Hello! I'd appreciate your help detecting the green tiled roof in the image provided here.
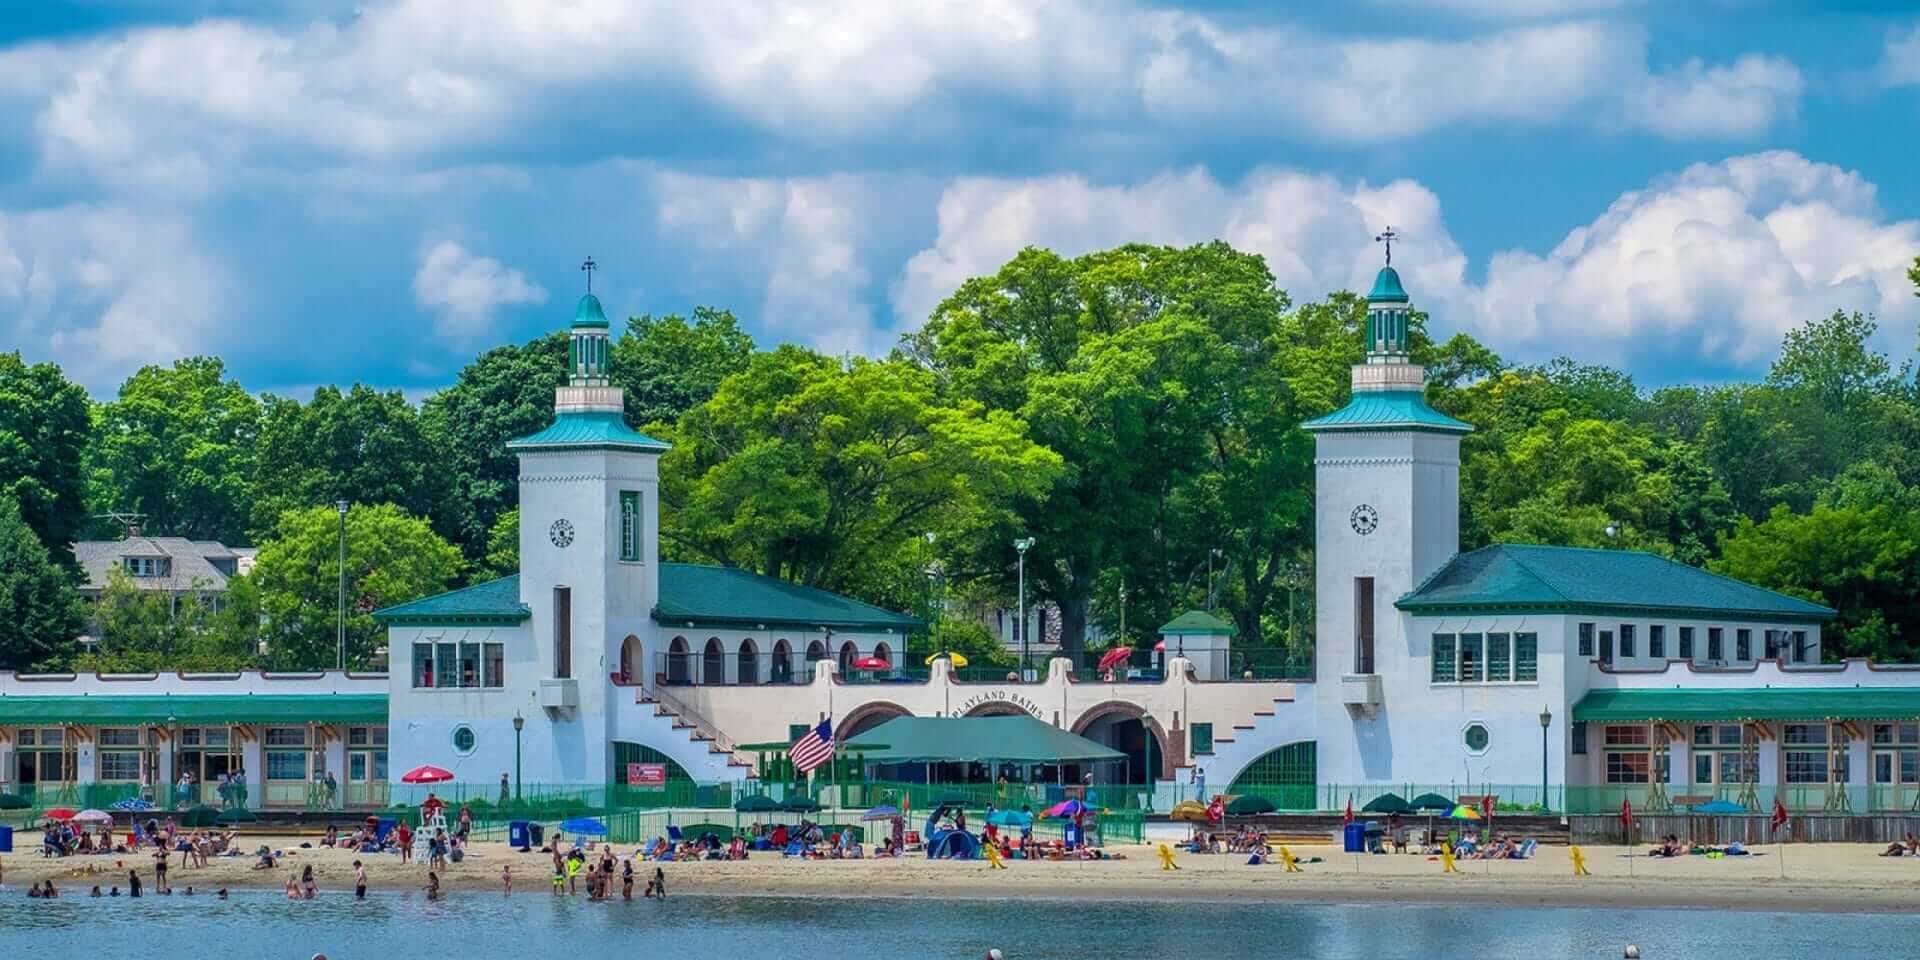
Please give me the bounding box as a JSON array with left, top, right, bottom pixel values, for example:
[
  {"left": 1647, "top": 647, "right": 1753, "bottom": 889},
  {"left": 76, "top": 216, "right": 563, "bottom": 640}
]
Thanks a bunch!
[
  {"left": 1301, "top": 389, "right": 1473, "bottom": 434},
  {"left": 506, "top": 411, "right": 670, "bottom": 453},
  {"left": 654, "top": 563, "right": 921, "bottom": 632},
  {"left": 1574, "top": 687, "right": 1920, "bottom": 723},
  {"left": 1399, "top": 544, "right": 1835, "bottom": 622},
  {"left": 843, "top": 715, "right": 1125, "bottom": 763},
  {"left": 373, "top": 575, "right": 530, "bottom": 625},
  {"left": 0, "top": 693, "right": 387, "bottom": 726},
  {"left": 572, "top": 293, "right": 609, "bottom": 328},
  {"left": 1159, "top": 610, "right": 1236, "bottom": 635},
  {"left": 1368, "top": 266, "right": 1409, "bottom": 303}
]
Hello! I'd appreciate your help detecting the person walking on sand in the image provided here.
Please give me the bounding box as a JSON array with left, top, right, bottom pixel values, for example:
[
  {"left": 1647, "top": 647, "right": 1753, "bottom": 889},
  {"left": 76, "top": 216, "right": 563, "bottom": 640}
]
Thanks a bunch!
[{"left": 500, "top": 773, "right": 510, "bottom": 806}]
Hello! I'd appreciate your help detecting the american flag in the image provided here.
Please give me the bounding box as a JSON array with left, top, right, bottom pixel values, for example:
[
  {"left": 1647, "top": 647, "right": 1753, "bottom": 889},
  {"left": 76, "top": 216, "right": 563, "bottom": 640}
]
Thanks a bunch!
[{"left": 789, "top": 718, "right": 835, "bottom": 774}]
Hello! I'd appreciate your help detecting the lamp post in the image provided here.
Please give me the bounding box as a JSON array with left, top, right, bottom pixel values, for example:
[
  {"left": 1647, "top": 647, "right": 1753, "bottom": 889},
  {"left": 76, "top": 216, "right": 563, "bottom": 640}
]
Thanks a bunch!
[
  {"left": 1013, "top": 537, "right": 1035, "bottom": 678},
  {"left": 512, "top": 713, "right": 525, "bottom": 801},
  {"left": 1539, "top": 705, "right": 1553, "bottom": 814},
  {"left": 335, "top": 500, "right": 350, "bottom": 671}
]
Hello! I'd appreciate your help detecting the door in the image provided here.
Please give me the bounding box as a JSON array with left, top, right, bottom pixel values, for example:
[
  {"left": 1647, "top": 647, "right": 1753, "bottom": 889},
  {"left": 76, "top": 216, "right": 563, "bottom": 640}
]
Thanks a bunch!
[{"left": 1599, "top": 630, "right": 1615, "bottom": 666}]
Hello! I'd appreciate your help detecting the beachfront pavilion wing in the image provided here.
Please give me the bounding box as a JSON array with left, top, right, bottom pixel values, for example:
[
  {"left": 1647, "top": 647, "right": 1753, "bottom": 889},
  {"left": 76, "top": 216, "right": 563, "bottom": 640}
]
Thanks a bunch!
[
  {"left": 841, "top": 715, "right": 1127, "bottom": 794},
  {"left": 0, "top": 694, "right": 389, "bottom": 810},
  {"left": 1571, "top": 687, "right": 1920, "bottom": 815}
]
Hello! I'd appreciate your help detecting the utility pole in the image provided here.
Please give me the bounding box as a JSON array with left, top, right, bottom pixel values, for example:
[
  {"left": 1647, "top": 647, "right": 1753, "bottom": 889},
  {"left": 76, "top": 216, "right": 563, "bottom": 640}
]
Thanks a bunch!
[
  {"left": 1014, "top": 537, "right": 1035, "bottom": 678},
  {"left": 336, "top": 500, "right": 350, "bottom": 671}
]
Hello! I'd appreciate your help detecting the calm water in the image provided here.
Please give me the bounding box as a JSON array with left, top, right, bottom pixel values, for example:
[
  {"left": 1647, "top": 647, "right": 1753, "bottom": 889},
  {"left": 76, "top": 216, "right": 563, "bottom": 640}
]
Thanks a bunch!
[{"left": 0, "top": 890, "right": 1913, "bottom": 959}]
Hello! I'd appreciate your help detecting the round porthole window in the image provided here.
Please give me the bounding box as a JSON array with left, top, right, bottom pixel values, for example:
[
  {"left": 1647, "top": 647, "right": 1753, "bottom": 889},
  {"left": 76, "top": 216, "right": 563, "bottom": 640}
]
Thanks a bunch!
[
  {"left": 452, "top": 724, "right": 476, "bottom": 755},
  {"left": 1463, "top": 722, "right": 1490, "bottom": 754}
]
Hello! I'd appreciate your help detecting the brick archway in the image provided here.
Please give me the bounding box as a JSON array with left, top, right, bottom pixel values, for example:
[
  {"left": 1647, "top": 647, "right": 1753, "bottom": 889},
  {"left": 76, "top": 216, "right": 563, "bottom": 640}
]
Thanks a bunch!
[
  {"left": 962, "top": 702, "right": 1030, "bottom": 718},
  {"left": 1072, "top": 700, "right": 1175, "bottom": 781},
  {"left": 840, "top": 700, "right": 913, "bottom": 739}
]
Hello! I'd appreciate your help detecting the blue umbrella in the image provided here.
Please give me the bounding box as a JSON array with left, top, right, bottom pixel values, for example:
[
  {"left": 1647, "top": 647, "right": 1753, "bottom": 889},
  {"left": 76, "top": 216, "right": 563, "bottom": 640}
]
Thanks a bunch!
[
  {"left": 1692, "top": 799, "right": 1748, "bottom": 815},
  {"left": 986, "top": 809, "right": 1031, "bottom": 828},
  {"left": 110, "top": 798, "right": 154, "bottom": 812},
  {"left": 860, "top": 805, "right": 901, "bottom": 821},
  {"left": 559, "top": 817, "right": 609, "bottom": 836}
]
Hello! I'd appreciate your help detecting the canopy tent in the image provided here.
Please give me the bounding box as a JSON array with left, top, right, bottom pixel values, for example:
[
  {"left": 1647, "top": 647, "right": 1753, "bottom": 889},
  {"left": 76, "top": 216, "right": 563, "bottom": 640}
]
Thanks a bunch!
[
  {"left": 840, "top": 715, "right": 1125, "bottom": 765},
  {"left": 0, "top": 693, "right": 387, "bottom": 726}
]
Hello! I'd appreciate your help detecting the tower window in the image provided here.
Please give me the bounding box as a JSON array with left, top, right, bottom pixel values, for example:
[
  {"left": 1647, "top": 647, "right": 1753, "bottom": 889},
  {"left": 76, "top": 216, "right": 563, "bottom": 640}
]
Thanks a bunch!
[
  {"left": 1679, "top": 626, "right": 1695, "bottom": 659},
  {"left": 1736, "top": 629, "right": 1752, "bottom": 661},
  {"left": 1431, "top": 634, "right": 1456, "bottom": 683},
  {"left": 1619, "top": 624, "right": 1636, "bottom": 658},
  {"left": 554, "top": 586, "right": 572, "bottom": 679},
  {"left": 619, "top": 491, "right": 642, "bottom": 562},
  {"left": 1707, "top": 627, "right": 1724, "bottom": 661},
  {"left": 1649, "top": 625, "right": 1666, "bottom": 659},
  {"left": 1353, "top": 577, "right": 1375, "bottom": 674}
]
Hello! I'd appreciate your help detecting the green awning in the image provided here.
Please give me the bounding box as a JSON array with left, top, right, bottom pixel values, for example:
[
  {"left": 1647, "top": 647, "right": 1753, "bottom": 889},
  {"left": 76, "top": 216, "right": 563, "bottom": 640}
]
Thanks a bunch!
[
  {"left": 1573, "top": 687, "right": 1920, "bottom": 724},
  {"left": 842, "top": 715, "right": 1125, "bottom": 764},
  {"left": 0, "top": 694, "right": 388, "bottom": 727}
]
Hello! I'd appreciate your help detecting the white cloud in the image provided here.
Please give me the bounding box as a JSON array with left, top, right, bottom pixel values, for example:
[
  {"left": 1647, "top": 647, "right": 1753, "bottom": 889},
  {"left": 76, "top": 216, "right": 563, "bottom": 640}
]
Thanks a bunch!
[
  {"left": 1878, "top": 23, "right": 1920, "bottom": 87},
  {"left": 889, "top": 152, "right": 1919, "bottom": 379},
  {"left": 410, "top": 239, "right": 547, "bottom": 340},
  {"left": 1620, "top": 55, "right": 1803, "bottom": 139},
  {"left": 0, "top": 205, "right": 224, "bottom": 392}
]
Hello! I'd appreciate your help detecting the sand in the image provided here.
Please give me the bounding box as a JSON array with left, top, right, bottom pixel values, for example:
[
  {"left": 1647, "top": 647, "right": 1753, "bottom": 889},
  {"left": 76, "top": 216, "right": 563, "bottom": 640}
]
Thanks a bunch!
[{"left": 5, "top": 838, "right": 1919, "bottom": 912}]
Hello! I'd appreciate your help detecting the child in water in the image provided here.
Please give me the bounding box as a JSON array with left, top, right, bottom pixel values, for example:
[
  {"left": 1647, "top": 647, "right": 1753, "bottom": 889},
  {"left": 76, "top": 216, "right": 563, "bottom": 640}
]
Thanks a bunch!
[
  {"left": 501, "top": 864, "right": 512, "bottom": 896},
  {"left": 425, "top": 872, "right": 441, "bottom": 901}
]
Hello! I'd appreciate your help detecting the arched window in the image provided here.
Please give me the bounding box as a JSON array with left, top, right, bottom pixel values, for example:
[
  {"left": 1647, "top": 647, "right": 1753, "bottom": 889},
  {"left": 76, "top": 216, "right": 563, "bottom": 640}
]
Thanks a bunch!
[
  {"left": 772, "top": 640, "right": 793, "bottom": 684},
  {"left": 667, "top": 637, "right": 690, "bottom": 685},
  {"left": 873, "top": 641, "right": 892, "bottom": 672},
  {"left": 618, "top": 635, "right": 641, "bottom": 684},
  {"left": 838, "top": 641, "right": 857, "bottom": 675},
  {"left": 703, "top": 638, "right": 726, "bottom": 685},
  {"left": 737, "top": 638, "right": 760, "bottom": 685},
  {"left": 1227, "top": 741, "right": 1318, "bottom": 811}
]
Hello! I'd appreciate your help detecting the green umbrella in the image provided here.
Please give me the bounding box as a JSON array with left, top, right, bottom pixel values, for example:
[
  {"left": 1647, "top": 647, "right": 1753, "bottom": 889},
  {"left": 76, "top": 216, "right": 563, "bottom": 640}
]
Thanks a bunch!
[
  {"left": 215, "top": 808, "right": 258, "bottom": 824},
  {"left": 933, "top": 792, "right": 973, "bottom": 808},
  {"left": 1409, "top": 793, "right": 1454, "bottom": 811},
  {"left": 734, "top": 794, "right": 781, "bottom": 813},
  {"left": 0, "top": 793, "right": 29, "bottom": 810},
  {"left": 1362, "top": 793, "right": 1413, "bottom": 814},
  {"left": 780, "top": 796, "right": 821, "bottom": 813},
  {"left": 1226, "top": 794, "right": 1276, "bottom": 816}
]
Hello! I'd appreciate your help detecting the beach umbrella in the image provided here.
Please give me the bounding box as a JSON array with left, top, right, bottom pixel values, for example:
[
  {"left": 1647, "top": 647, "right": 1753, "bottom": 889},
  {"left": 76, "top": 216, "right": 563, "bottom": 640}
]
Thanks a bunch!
[
  {"left": 1694, "top": 799, "right": 1748, "bottom": 815},
  {"left": 1043, "top": 798, "right": 1088, "bottom": 819},
  {"left": 400, "top": 764, "right": 455, "bottom": 784},
  {"left": 1225, "top": 794, "right": 1276, "bottom": 816},
  {"left": 1096, "top": 647, "right": 1133, "bottom": 672},
  {"left": 1362, "top": 793, "right": 1413, "bottom": 814},
  {"left": 215, "top": 808, "right": 257, "bottom": 824},
  {"left": 933, "top": 792, "right": 973, "bottom": 808},
  {"left": 986, "top": 809, "right": 1031, "bottom": 828},
  {"left": 109, "top": 798, "right": 153, "bottom": 812},
  {"left": 780, "top": 796, "right": 822, "bottom": 813},
  {"left": 73, "top": 809, "right": 114, "bottom": 823},
  {"left": 851, "top": 656, "right": 890, "bottom": 671},
  {"left": 734, "top": 794, "right": 781, "bottom": 813},
  {"left": 559, "top": 817, "right": 609, "bottom": 836},
  {"left": 0, "top": 793, "right": 29, "bottom": 810},
  {"left": 1153, "top": 640, "right": 1166, "bottom": 652},
  {"left": 1169, "top": 800, "right": 1210, "bottom": 823},
  {"left": 1409, "top": 793, "right": 1454, "bottom": 811},
  {"left": 924, "top": 652, "right": 970, "bottom": 669},
  {"left": 860, "top": 805, "right": 901, "bottom": 821},
  {"left": 43, "top": 807, "right": 77, "bottom": 821},
  {"left": 1448, "top": 804, "right": 1482, "bottom": 820}
]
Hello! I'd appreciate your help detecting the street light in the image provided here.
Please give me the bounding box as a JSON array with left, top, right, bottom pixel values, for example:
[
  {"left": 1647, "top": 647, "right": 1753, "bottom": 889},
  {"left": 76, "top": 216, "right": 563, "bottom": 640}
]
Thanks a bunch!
[
  {"left": 335, "top": 500, "right": 350, "bottom": 671},
  {"left": 512, "top": 713, "right": 525, "bottom": 801},
  {"left": 1013, "top": 537, "right": 1035, "bottom": 678},
  {"left": 1539, "top": 705, "right": 1553, "bottom": 814}
]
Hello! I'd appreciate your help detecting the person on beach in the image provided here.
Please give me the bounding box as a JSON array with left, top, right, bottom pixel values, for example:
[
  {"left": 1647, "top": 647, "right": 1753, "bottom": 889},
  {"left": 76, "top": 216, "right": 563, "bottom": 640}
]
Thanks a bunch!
[
  {"left": 302, "top": 864, "right": 318, "bottom": 899},
  {"left": 425, "top": 872, "right": 441, "bottom": 901},
  {"left": 397, "top": 821, "right": 413, "bottom": 864},
  {"left": 621, "top": 859, "right": 634, "bottom": 900},
  {"left": 354, "top": 860, "right": 368, "bottom": 900},
  {"left": 89, "top": 886, "right": 101, "bottom": 897},
  {"left": 501, "top": 864, "right": 512, "bottom": 896},
  {"left": 128, "top": 869, "right": 142, "bottom": 897},
  {"left": 153, "top": 847, "right": 169, "bottom": 893},
  {"left": 286, "top": 876, "right": 300, "bottom": 901},
  {"left": 500, "top": 773, "right": 510, "bottom": 805},
  {"left": 652, "top": 866, "right": 666, "bottom": 901}
]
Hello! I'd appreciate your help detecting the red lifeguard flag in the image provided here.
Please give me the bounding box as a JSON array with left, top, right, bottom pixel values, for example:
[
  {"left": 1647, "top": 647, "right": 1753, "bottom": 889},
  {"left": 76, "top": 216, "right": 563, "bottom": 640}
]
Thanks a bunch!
[
  {"left": 1343, "top": 795, "right": 1354, "bottom": 827},
  {"left": 1771, "top": 797, "right": 1790, "bottom": 833}
]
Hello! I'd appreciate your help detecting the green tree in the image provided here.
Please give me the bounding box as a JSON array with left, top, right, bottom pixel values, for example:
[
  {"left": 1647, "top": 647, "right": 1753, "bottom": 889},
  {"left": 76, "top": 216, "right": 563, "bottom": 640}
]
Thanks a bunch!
[
  {"left": 87, "top": 357, "right": 259, "bottom": 542},
  {"left": 0, "top": 352, "right": 90, "bottom": 562},
  {"left": 420, "top": 332, "right": 567, "bottom": 559},
  {"left": 251, "top": 503, "right": 463, "bottom": 669},
  {"left": 611, "top": 307, "right": 756, "bottom": 428},
  {"left": 484, "top": 507, "right": 519, "bottom": 577},
  {"left": 908, "top": 619, "right": 1014, "bottom": 669},
  {"left": 0, "top": 492, "right": 84, "bottom": 669},
  {"left": 71, "top": 569, "right": 257, "bottom": 672},
  {"left": 1714, "top": 503, "right": 1920, "bottom": 661},
  {"left": 251, "top": 384, "right": 453, "bottom": 539}
]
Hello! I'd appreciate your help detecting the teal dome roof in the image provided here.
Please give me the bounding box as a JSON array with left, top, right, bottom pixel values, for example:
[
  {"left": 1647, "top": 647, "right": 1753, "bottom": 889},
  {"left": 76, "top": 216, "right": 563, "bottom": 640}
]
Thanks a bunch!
[
  {"left": 572, "top": 293, "right": 609, "bottom": 328},
  {"left": 1368, "top": 266, "right": 1409, "bottom": 304}
]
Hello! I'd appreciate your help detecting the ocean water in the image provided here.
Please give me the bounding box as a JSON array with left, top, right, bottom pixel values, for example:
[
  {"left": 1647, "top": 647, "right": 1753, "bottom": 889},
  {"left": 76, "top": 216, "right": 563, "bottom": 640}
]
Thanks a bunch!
[{"left": 0, "top": 890, "right": 1912, "bottom": 960}]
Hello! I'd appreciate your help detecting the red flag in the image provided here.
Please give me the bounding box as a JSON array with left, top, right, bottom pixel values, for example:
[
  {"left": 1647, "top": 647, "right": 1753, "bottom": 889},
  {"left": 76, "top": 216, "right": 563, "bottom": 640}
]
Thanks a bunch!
[
  {"left": 1207, "top": 796, "right": 1224, "bottom": 823},
  {"left": 1343, "top": 795, "right": 1354, "bottom": 826},
  {"left": 1619, "top": 797, "right": 1633, "bottom": 830},
  {"left": 1771, "top": 797, "right": 1789, "bottom": 833},
  {"left": 1481, "top": 794, "right": 1495, "bottom": 819}
]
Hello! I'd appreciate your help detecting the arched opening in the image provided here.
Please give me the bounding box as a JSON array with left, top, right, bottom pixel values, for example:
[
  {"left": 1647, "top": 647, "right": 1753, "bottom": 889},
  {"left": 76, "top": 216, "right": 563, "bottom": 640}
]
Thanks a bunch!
[
  {"left": 1226, "top": 741, "right": 1318, "bottom": 810},
  {"left": 618, "top": 635, "right": 641, "bottom": 683},
  {"left": 611, "top": 740, "right": 696, "bottom": 802},
  {"left": 840, "top": 701, "right": 912, "bottom": 739},
  {"left": 1072, "top": 703, "right": 1172, "bottom": 785},
  {"left": 962, "top": 702, "right": 1030, "bottom": 718},
  {"left": 771, "top": 639, "right": 794, "bottom": 684},
  {"left": 737, "top": 638, "right": 760, "bottom": 685},
  {"left": 837, "top": 641, "right": 857, "bottom": 675},
  {"left": 667, "top": 637, "right": 690, "bottom": 685},
  {"left": 873, "top": 640, "right": 892, "bottom": 672},
  {"left": 702, "top": 637, "right": 726, "bottom": 685}
]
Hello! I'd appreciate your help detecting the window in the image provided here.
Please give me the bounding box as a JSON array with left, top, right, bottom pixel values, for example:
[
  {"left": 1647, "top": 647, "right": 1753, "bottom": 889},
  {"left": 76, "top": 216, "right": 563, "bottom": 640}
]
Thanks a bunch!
[
  {"left": 1463, "top": 723, "right": 1490, "bottom": 753},
  {"left": 1619, "top": 624, "right": 1636, "bottom": 658},
  {"left": 483, "top": 643, "right": 504, "bottom": 688},
  {"left": 619, "top": 491, "right": 643, "bottom": 562},
  {"left": 1486, "top": 633, "right": 1511, "bottom": 681},
  {"left": 1678, "top": 626, "right": 1695, "bottom": 660},
  {"left": 1764, "top": 629, "right": 1783, "bottom": 660},
  {"left": 1785, "top": 751, "right": 1828, "bottom": 784},
  {"left": 1571, "top": 721, "right": 1587, "bottom": 755},
  {"left": 1192, "top": 722, "right": 1214, "bottom": 755},
  {"left": 1431, "top": 633, "right": 1456, "bottom": 682},
  {"left": 459, "top": 642, "right": 481, "bottom": 688},
  {"left": 349, "top": 726, "right": 389, "bottom": 747},
  {"left": 1604, "top": 725, "right": 1649, "bottom": 746},
  {"left": 1783, "top": 723, "right": 1827, "bottom": 745},
  {"left": 788, "top": 723, "right": 811, "bottom": 743},
  {"left": 98, "top": 751, "right": 143, "bottom": 781},
  {"left": 554, "top": 586, "right": 572, "bottom": 679},
  {"left": 1649, "top": 625, "right": 1666, "bottom": 659},
  {"left": 1458, "top": 634, "right": 1484, "bottom": 682},
  {"left": 1578, "top": 622, "right": 1595, "bottom": 657},
  {"left": 1514, "top": 633, "right": 1538, "bottom": 682},
  {"left": 1707, "top": 628, "right": 1723, "bottom": 661},
  {"left": 451, "top": 725, "right": 476, "bottom": 755},
  {"left": 1719, "top": 752, "right": 1755, "bottom": 784},
  {"left": 1736, "top": 629, "right": 1752, "bottom": 661},
  {"left": 1693, "top": 724, "right": 1713, "bottom": 746},
  {"left": 1717, "top": 724, "right": 1743, "bottom": 745},
  {"left": 1354, "top": 577, "right": 1375, "bottom": 674},
  {"left": 123, "top": 556, "right": 171, "bottom": 577},
  {"left": 1792, "top": 631, "right": 1809, "bottom": 663},
  {"left": 265, "top": 727, "right": 308, "bottom": 747},
  {"left": 1694, "top": 753, "right": 1713, "bottom": 784},
  {"left": 1598, "top": 630, "right": 1614, "bottom": 665},
  {"left": 435, "top": 642, "right": 457, "bottom": 688},
  {"left": 1606, "top": 752, "right": 1650, "bottom": 783},
  {"left": 413, "top": 644, "right": 434, "bottom": 688},
  {"left": 97, "top": 728, "right": 142, "bottom": 747},
  {"left": 266, "top": 751, "right": 308, "bottom": 781}
]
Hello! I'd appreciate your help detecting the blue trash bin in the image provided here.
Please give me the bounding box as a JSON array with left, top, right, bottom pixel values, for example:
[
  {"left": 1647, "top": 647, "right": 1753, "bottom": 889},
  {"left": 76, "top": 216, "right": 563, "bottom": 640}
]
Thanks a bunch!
[
  {"left": 0, "top": 825, "right": 12, "bottom": 853},
  {"left": 1342, "top": 822, "right": 1365, "bottom": 853},
  {"left": 508, "top": 820, "right": 530, "bottom": 849}
]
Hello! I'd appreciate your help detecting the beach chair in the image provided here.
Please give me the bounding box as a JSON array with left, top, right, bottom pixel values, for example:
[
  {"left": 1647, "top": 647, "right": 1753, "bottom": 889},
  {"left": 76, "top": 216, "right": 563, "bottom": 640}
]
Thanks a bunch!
[
  {"left": 904, "top": 830, "right": 923, "bottom": 852},
  {"left": 667, "top": 825, "right": 685, "bottom": 844},
  {"left": 1516, "top": 838, "right": 1537, "bottom": 860}
]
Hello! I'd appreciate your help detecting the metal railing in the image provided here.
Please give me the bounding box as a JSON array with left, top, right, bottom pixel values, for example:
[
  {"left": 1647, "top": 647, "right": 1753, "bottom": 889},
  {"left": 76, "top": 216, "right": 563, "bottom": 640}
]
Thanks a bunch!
[{"left": 655, "top": 652, "right": 822, "bottom": 687}]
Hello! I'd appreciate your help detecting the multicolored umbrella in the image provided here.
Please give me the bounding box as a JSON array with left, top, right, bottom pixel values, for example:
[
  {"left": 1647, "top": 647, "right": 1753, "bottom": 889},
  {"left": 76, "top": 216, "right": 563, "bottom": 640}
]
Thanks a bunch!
[
  {"left": 1043, "top": 799, "right": 1089, "bottom": 818},
  {"left": 72, "top": 809, "right": 114, "bottom": 823},
  {"left": 109, "top": 798, "right": 154, "bottom": 812},
  {"left": 924, "top": 652, "right": 970, "bottom": 669},
  {"left": 1448, "top": 804, "right": 1483, "bottom": 820}
]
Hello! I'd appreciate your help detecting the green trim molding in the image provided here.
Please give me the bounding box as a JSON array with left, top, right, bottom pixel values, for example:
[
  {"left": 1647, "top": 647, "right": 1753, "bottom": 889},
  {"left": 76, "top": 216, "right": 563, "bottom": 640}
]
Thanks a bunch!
[
  {"left": 1574, "top": 687, "right": 1920, "bottom": 724},
  {"left": 0, "top": 693, "right": 388, "bottom": 726},
  {"left": 1301, "top": 389, "right": 1473, "bottom": 434},
  {"left": 373, "top": 575, "right": 530, "bottom": 625}
]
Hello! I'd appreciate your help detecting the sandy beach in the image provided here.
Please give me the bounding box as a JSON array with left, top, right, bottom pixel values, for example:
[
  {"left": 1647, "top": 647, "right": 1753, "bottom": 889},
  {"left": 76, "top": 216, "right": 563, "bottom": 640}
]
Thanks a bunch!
[{"left": 6, "top": 838, "right": 1920, "bottom": 913}]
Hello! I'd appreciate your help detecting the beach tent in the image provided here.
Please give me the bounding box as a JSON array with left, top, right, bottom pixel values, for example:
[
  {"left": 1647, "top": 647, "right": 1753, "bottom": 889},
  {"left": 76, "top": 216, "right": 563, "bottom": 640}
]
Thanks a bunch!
[{"left": 860, "top": 804, "right": 901, "bottom": 821}]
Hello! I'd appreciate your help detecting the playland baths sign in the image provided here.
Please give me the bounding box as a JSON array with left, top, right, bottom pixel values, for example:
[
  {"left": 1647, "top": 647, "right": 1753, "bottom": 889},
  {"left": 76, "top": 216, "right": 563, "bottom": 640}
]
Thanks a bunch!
[{"left": 956, "top": 690, "right": 1045, "bottom": 719}]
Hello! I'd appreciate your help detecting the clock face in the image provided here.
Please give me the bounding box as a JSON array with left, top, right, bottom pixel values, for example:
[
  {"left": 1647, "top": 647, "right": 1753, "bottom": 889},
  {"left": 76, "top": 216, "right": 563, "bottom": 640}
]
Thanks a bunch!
[
  {"left": 1349, "top": 504, "right": 1379, "bottom": 536},
  {"left": 548, "top": 518, "right": 575, "bottom": 548}
]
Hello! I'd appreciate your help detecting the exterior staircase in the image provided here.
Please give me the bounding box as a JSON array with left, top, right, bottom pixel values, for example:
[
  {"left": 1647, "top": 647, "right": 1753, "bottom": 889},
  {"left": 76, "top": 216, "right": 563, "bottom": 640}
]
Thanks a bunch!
[
  {"left": 634, "top": 685, "right": 758, "bottom": 780},
  {"left": 1170, "top": 694, "right": 1318, "bottom": 794},
  {"left": 610, "top": 682, "right": 755, "bottom": 782}
]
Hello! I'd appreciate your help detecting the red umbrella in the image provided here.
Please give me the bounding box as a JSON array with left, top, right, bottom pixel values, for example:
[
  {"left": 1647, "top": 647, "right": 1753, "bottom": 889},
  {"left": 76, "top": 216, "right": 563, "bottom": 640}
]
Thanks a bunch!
[
  {"left": 851, "top": 656, "right": 890, "bottom": 671},
  {"left": 44, "top": 807, "right": 77, "bottom": 820},
  {"left": 1096, "top": 647, "right": 1133, "bottom": 671},
  {"left": 400, "top": 764, "right": 455, "bottom": 784},
  {"left": 1153, "top": 640, "right": 1166, "bottom": 652}
]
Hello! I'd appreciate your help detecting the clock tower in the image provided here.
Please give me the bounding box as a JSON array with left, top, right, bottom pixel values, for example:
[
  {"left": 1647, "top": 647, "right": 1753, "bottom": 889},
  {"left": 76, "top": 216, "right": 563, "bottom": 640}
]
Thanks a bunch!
[
  {"left": 508, "top": 275, "right": 667, "bottom": 781},
  {"left": 1302, "top": 255, "right": 1471, "bottom": 783}
]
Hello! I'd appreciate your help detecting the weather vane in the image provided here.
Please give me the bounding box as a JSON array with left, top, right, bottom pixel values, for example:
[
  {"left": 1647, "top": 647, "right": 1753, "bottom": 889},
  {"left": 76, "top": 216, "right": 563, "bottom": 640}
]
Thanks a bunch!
[
  {"left": 1374, "top": 227, "right": 1399, "bottom": 266},
  {"left": 580, "top": 256, "right": 597, "bottom": 294}
]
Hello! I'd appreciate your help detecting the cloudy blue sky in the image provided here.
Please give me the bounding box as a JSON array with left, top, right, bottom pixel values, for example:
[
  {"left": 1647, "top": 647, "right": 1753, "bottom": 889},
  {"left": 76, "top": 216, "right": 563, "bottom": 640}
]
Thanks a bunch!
[{"left": 2, "top": 0, "right": 1918, "bottom": 397}]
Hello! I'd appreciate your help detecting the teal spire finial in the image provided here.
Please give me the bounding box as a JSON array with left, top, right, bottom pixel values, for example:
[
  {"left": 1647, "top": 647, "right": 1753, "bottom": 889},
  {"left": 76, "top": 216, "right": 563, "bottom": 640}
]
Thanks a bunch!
[
  {"left": 1364, "top": 229, "right": 1411, "bottom": 359},
  {"left": 568, "top": 256, "right": 611, "bottom": 385}
]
